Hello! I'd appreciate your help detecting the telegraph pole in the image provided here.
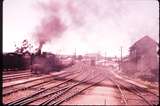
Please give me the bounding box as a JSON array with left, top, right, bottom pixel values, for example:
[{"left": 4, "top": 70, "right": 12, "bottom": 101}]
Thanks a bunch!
[
  {"left": 105, "top": 50, "right": 107, "bottom": 65},
  {"left": 119, "top": 46, "right": 123, "bottom": 70},
  {"left": 74, "top": 48, "right": 76, "bottom": 59},
  {"left": 121, "top": 47, "right": 122, "bottom": 63}
]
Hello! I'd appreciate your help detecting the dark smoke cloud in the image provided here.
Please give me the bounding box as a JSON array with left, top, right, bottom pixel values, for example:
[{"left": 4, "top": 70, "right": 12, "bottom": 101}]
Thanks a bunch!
[
  {"left": 32, "top": 0, "right": 158, "bottom": 56},
  {"left": 33, "top": 0, "right": 86, "bottom": 50},
  {"left": 35, "top": 16, "right": 67, "bottom": 48},
  {"left": 34, "top": 0, "right": 66, "bottom": 49}
]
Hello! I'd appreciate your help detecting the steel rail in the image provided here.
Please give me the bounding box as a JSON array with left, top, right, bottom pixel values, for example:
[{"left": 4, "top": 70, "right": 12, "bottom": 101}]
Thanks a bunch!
[
  {"left": 108, "top": 77, "right": 128, "bottom": 105},
  {"left": 3, "top": 70, "right": 31, "bottom": 75},
  {"left": 3, "top": 69, "right": 80, "bottom": 89},
  {"left": 41, "top": 73, "right": 103, "bottom": 105},
  {"left": 15, "top": 64, "right": 87, "bottom": 105},
  {"left": 113, "top": 77, "right": 154, "bottom": 106},
  {"left": 127, "top": 82, "right": 159, "bottom": 98},
  {"left": 7, "top": 71, "right": 83, "bottom": 105},
  {"left": 17, "top": 71, "right": 90, "bottom": 105},
  {"left": 3, "top": 77, "right": 55, "bottom": 96},
  {"left": 3, "top": 70, "right": 82, "bottom": 96},
  {"left": 3, "top": 74, "right": 33, "bottom": 82},
  {"left": 3, "top": 72, "right": 31, "bottom": 79},
  {"left": 52, "top": 75, "right": 106, "bottom": 105},
  {"left": 111, "top": 71, "right": 159, "bottom": 98}
]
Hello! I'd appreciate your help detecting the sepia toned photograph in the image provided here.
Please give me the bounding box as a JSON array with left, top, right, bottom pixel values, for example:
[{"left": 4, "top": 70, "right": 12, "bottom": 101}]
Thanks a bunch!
[{"left": 3, "top": 0, "right": 159, "bottom": 105}]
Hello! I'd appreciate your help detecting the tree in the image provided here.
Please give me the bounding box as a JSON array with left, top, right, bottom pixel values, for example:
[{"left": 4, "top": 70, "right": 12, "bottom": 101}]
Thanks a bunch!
[{"left": 15, "top": 39, "right": 33, "bottom": 54}]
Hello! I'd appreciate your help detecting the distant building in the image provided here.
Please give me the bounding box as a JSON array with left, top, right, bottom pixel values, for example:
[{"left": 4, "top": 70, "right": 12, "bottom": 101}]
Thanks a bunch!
[
  {"left": 122, "top": 36, "right": 159, "bottom": 81},
  {"left": 129, "top": 36, "right": 158, "bottom": 61},
  {"left": 84, "top": 53, "right": 103, "bottom": 60}
]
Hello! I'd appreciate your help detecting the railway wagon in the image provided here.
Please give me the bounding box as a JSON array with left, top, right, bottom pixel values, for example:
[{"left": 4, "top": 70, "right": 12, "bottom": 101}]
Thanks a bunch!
[{"left": 3, "top": 53, "right": 28, "bottom": 71}]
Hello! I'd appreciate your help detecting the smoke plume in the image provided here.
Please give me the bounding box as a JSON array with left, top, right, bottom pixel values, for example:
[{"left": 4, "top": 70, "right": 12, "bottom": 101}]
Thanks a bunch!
[
  {"left": 34, "top": 1, "right": 62, "bottom": 51},
  {"left": 34, "top": 0, "right": 86, "bottom": 50}
]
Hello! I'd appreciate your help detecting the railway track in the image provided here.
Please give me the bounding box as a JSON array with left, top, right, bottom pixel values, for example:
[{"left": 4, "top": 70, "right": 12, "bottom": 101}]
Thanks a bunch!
[
  {"left": 3, "top": 69, "right": 31, "bottom": 75},
  {"left": 3, "top": 70, "right": 82, "bottom": 96},
  {"left": 3, "top": 63, "right": 87, "bottom": 104},
  {"left": 3, "top": 72, "right": 83, "bottom": 104},
  {"left": 5, "top": 70, "right": 87, "bottom": 105},
  {"left": 7, "top": 72, "right": 105, "bottom": 105},
  {"left": 108, "top": 77, "right": 128, "bottom": 105},
  {"left": 3, "top": 70, "right": 33, "bottom": 82},
  {"left": 3, "top": 73, "right": 34, "bottom": 82},
  {"left": 3, "top": 72, "right": 31, "bottom": 78},
  {"left": 95, "top": 66, "right": 159, "bottom": 105},
  {"left": 3, "top": 63, "right": 84, "bottom": 88},
  {"left": 4, "top": 63, "right": 106, "bottom": 105},
  {"left": 42, "top": 74, "right": 106, "bottom": 105},
  {"left": 3, "top": 62, "right": 84, "bottom": 82},
  {"left": 4, "top": 63, "right": 158, "bottom": 105},
  {"left": 110, "top": 73, "right": 159, "bottom": 105},
  {"left": 40, "top": 66, "right": 105, "bottom": 105},
  {"left": 122, "top": 81, "right": 158, "bottom": 105},
  {"left": 3, "top": 70, "right": 76, "bottom": 83}
]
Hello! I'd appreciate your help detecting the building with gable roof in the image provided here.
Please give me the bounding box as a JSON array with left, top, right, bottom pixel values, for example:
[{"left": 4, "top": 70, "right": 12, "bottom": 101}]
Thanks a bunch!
[{"left": 121, "top": 36, "right": 159, "bottom": 81}]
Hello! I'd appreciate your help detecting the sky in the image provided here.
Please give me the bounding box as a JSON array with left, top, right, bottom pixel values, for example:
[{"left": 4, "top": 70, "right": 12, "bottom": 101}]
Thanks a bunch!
[{"left": 3, "top": 0, "right": 159, "bottom": 57}]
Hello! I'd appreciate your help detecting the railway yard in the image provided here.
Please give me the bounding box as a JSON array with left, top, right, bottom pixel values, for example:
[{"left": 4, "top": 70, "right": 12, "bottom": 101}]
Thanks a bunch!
[
  {"left": 3, "top": 0, "right": 159, "bottom": 105},
  {"left": 3, "top": 62, "right": 159, "bottom": 105}
]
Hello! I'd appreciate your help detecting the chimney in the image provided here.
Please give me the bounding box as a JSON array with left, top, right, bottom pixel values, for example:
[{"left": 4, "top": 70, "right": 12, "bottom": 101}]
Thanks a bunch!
[
  {"left": 37, "top": 49, "right": 41, "bottom": 55},
  {"left": 37, "top": 43, "right": 43, "bottom": 55}
]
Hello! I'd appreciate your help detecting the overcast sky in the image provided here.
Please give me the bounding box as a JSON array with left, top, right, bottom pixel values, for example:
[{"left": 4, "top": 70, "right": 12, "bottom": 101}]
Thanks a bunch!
[{"left": 3, "top": 0, "right": 159, "bottom": 57}]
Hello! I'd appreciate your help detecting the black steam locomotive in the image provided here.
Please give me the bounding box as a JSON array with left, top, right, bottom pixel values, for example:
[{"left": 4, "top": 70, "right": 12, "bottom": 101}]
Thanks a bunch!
[
  {"left": 3, "top": 49, "right": 74, "bottom": 74},
  {"left": 30, "top": 50, "right": 64, "bottom": 74}
]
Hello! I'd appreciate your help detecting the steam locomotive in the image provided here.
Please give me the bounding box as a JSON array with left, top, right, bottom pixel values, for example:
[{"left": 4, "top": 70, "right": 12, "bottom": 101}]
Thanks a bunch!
[
  {"left": 30, "top": 50, "right": 64, "bottom": 74},
  {"left": 3, "top": 49, "right": 74, "bottom": 74}
]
